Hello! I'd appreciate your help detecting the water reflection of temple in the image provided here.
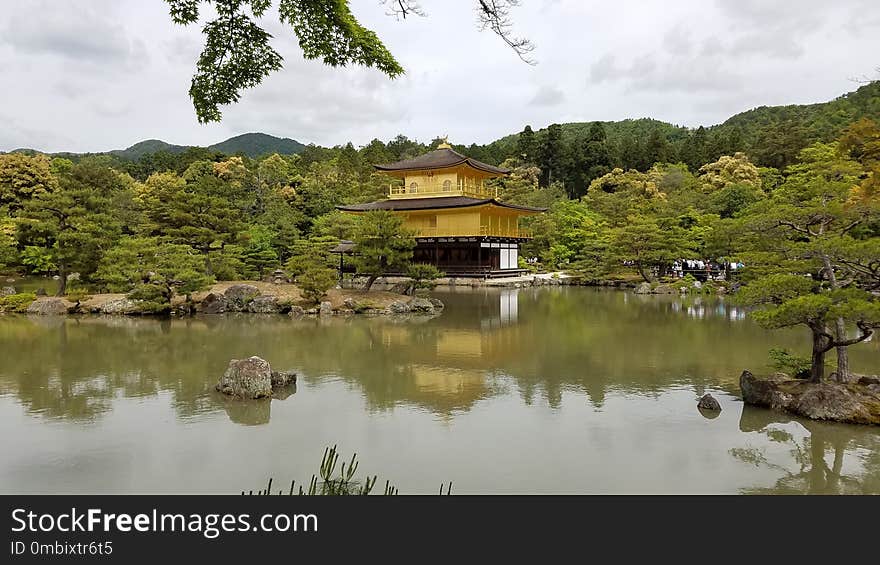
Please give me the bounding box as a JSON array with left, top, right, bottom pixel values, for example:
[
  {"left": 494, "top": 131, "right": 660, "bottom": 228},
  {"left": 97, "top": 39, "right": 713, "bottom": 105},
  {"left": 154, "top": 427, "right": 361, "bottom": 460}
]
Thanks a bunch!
[{"left": 372, "top": 289, "right": 523, "bottom": 415}]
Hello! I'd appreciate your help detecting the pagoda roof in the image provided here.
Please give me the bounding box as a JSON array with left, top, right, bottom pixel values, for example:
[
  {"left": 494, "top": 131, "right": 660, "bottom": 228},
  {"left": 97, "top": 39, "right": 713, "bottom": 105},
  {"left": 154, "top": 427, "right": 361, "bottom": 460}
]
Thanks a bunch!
[
  {"left": 337, "top": 196, "right": 546, "bottom": 213},
  {"left": 374, "top": 148, "right": 510, "bottom": 176}
]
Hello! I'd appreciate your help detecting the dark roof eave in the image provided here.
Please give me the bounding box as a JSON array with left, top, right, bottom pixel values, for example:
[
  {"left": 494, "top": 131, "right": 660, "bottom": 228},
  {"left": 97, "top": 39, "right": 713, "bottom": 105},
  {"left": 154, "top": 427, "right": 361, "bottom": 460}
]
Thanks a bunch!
[{"left": 336, "top": 197, "right": 545, "bottom": 213}]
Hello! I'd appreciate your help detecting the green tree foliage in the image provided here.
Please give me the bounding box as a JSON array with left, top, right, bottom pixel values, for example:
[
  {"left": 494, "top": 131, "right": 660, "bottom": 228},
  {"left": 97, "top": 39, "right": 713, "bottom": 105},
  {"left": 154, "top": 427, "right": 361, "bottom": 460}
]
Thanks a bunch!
[
  {"left": 299, "top": 264, "right": 338, "bottom": 304},
  {"left": 736, "top": 275, "right": 878, "bottom": 383},
  {"left": 311, "top": 210, "right": 358, "bottom": 240},
  {"left": 0, "top": 218, "right": 17, "bottom": 272},
  {"left": 0, "top": 153, "right": 56, "bottom": 212},
  {"left": 517, "top": 125, "right": 536, "bottom": 163},
  {"left": 240, "top": 225, "right": 279, "bottom": 279},
  {"left": 137, "top": 167, "right": 246, "bottom": 273},
  {"left": 16, "top": 162, "right": 126, "bottom": 295},
  {"left": 697, "top": 153, "right": 765, "bottom": 218},
  {"left": 539, "top": 123, "right": 565, "bottom": 187},
  {"left": 406, "top": 263, "right": 443, "bottom": 293},
  {"left": 735, "top": 142, "right": 880, "bottom": 381},
  {"left": 284, "top": 236, "right": 337, "bottom": 278},
  {"left": 565, "top": 122, "right": 613, "bottom": 199},
  {"left": 352, "top": 211, "right": 415, "bottom": 291},
  {"left": 608, "top": 215, "right": 693, "bottom": 283},
  {"left": 95, "top": 237, "right": 213, "bottom": 311}
]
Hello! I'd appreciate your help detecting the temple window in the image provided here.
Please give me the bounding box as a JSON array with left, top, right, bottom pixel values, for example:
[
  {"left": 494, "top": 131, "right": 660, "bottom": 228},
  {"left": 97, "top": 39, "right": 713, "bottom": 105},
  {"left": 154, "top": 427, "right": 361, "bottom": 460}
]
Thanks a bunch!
[
  {"left": 443, "top": 180, "right": 452, "bottom": 192},
  {"left": 410, "top": 182, "right": 419, "bottom": 193}
]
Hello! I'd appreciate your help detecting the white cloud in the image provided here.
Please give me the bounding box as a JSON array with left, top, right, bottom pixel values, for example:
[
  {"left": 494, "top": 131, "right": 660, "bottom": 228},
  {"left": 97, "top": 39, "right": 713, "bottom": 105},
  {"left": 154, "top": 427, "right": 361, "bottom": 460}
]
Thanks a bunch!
[{"left": 0, "top": 0, "right": 878, "bottom": 152}]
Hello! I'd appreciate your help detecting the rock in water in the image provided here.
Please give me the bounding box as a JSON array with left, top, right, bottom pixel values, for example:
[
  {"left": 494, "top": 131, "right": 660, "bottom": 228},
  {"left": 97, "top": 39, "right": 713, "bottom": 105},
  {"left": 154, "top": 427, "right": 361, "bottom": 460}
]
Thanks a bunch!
[
  {"left": 1, "top": 286, "right": 15, "bottom": 296},
  {"left": 217, "top": 357, "right": 273, "bottom": 399},
  {"left": 408, "top": 297, "right": 436, "bottom": 314},
  {"left": 223, "top": 284, "right": 261, "bottom": 311},
  {"left": 216, "top": 357, "right": 297, "bottom": 399},
  {"left": 697, "top": 393, "right": 722, "bottom": 411},
  {"left": 271, "top": 370, "right": 296, "bottom": 388},
  {"left": 740, "top": 370, "right": 880, "bottom": 425},
  {"left": 26, "top": 297, "right": 71, "bottom": 315}
]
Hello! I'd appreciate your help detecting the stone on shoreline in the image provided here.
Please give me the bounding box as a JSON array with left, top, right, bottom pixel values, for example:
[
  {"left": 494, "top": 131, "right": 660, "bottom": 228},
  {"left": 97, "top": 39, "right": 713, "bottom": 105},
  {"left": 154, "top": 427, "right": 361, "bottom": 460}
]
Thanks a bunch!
[
  {"left": 26, "top": 297, "right": 72, "bottom": 315},
  {"left": 1, "top": 286, "right": 16, "bottom": 296},
  {"left": 634, "top": 282, "right": 652, "bottom": 294},
  {"left": 223, "top": 284, "right": 261, "bottom": 311},
  {"left": 740, "top": 370, "right": 880, "bottom": 425},
  {"left": 216, "top": 356, "right": 297, "bottom": 399},
  {"left": 288, "top": 305, "right": 305, "bottom": 318},
  {"left": 100, "top": 297, "right": 139, "bottom": 315},
  {"left": 247, "top": 295, "right": 281, "bottom": 314},
  {"left": 198, "top": 293, "right": 227, "bottom": 314}
]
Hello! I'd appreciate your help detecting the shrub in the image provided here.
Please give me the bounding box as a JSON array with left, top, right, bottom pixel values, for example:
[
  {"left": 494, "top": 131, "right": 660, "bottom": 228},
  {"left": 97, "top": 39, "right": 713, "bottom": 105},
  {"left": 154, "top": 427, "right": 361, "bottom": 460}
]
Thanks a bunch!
[
  {"left": 299, "top": 265, "right": 337, "bottom": 304},
  {"left": 407, "top": 263, "right": 443, "bottom": 293},
  {"left": 768, "top": 348, "right": 814, "bottom": 379},
  {"left": 0, "top": 292, "right": 37, "bottom": 313}
]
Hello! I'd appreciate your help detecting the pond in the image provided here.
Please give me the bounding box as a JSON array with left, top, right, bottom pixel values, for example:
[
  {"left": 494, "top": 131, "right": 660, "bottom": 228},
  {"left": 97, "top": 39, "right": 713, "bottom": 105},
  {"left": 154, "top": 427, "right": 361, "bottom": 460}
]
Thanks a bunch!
[{"left": 1, "top": 287, "right": 878, "bottom": 494}]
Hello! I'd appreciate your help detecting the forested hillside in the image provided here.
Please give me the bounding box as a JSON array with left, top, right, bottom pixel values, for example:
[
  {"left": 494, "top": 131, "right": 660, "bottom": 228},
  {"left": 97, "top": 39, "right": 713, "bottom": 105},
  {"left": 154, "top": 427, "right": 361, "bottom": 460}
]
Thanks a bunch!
[{"left": 476, "top": 81, "right": 880, "bottom": 198}]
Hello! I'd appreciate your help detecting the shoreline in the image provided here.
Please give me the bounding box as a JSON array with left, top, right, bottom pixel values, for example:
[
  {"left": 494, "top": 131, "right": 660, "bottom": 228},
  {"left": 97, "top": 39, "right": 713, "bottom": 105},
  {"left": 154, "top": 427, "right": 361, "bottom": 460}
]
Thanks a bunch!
[{"left": 1, "top": 282, "right": 445, "bottom": 317}]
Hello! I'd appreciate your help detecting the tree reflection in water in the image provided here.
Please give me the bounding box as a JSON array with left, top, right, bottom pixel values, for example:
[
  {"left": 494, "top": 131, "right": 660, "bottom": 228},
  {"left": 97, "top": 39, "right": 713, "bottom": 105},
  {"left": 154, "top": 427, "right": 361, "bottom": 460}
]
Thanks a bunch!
[{"left": 732, "top": 406, "right": 880, "bottom": 494}]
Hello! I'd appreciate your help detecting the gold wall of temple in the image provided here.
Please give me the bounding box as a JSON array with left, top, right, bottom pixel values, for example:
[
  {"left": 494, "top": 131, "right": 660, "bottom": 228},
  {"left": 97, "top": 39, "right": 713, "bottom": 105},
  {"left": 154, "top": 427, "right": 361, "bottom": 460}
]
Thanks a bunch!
[{"left": 399, "top": 206, "right": 531, "bottom": 238}]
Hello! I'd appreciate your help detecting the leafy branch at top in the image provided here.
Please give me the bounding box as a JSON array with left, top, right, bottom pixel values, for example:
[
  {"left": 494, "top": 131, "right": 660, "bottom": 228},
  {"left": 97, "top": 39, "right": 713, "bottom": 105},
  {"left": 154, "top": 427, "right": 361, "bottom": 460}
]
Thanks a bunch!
[{"left": 163, "top": 0, "right": 534, "bottom": 123}]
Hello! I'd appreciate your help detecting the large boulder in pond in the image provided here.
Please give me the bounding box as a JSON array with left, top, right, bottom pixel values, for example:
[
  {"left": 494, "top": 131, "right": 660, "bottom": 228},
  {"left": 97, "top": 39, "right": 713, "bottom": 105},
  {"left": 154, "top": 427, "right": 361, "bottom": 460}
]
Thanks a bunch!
[
  {"left": 26, "top": 297, "right": 72, "bottom": 315},
  {"left": 1, "top": 286, "right": 16, "bottom": 296},
  {"left": 740, "top": 370, "right": 880, "bottom": 425},
  {"left": 198, "top": 293, "right": 228, "bottom": 314},
  {"left": 223, "top": 284, "right": 261, "bottom": 311},
  {"left": 216, "top": 356, "right": 297, "bottom": 399},
  {"left": 217, "top": 356, "right": 273, "bottom": 399}
]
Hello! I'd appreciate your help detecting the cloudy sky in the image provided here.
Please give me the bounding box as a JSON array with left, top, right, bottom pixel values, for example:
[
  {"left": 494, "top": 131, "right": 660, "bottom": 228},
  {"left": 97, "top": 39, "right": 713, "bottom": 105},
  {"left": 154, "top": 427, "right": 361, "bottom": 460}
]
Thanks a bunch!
[{"left": 1, "top": 0, "right": 879, "bottom": 153}]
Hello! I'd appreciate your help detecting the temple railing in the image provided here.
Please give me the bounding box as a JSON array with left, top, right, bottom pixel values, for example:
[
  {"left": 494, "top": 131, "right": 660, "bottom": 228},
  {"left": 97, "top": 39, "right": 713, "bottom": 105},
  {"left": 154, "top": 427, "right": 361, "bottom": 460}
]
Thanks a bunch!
[
  {"left": 389, "top": 182, "right": 499, "bottom": 199},
  {"left": 413, "top": 227, "right": 532, "bottom": 238}
]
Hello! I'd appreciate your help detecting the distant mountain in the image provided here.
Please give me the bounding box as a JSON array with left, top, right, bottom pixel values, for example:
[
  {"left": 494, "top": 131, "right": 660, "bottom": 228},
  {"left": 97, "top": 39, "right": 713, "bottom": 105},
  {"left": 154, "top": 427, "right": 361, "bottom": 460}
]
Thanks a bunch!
[
  {"left": 110, "top": 139, "right": 188, "bottom": 161},
  {"left": 2, "top": 133, "right": 308, "bottom": 161},
  {"left": 208, "top": 132, "right": 306, "bottom": 158}
]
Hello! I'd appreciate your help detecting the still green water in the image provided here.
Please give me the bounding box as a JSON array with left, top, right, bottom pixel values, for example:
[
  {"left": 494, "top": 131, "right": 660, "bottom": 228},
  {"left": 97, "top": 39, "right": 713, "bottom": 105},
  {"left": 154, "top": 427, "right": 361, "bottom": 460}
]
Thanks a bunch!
[{"left": 1, "top": 287, "right": 878, "bottom": 494}]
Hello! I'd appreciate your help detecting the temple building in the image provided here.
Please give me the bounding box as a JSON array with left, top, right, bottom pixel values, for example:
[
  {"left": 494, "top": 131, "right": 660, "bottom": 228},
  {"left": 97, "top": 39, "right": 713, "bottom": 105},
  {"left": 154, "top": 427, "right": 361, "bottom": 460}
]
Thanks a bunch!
[{"left": 337, "top": 143, "right": 545, "bottom": 277}]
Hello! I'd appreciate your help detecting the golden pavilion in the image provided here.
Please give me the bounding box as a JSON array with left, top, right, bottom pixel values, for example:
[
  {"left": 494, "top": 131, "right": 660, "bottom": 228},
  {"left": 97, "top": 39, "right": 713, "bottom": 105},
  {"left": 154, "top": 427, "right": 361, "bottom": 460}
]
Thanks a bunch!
[{"left": 337, "top": 143, "right": 545, "bottom": 277}]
